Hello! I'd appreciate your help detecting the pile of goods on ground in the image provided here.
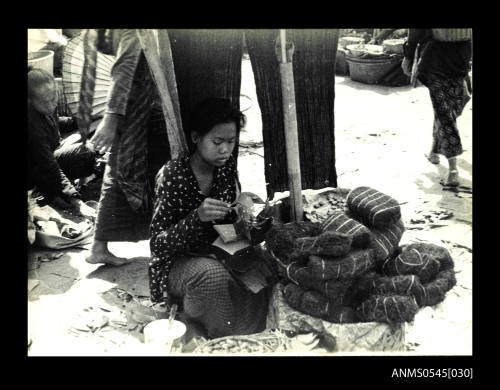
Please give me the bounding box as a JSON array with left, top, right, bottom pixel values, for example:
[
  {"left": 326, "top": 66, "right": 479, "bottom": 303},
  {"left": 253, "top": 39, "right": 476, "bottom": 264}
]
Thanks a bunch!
[
  {"left": 265, "top": 186, "right": 457, "bottom": 327},
  {"left": 27, "top": 190, "right": 95, "bottom": 249},
  {"left": 193, "top": 329, "right": 292, "bottom": 354}
]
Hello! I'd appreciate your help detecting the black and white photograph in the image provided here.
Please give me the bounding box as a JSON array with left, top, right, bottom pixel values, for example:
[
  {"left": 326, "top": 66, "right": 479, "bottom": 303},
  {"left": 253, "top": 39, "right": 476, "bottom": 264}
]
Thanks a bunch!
[{"left": 26, "top": 28, "right": 473, "bottom": 361}]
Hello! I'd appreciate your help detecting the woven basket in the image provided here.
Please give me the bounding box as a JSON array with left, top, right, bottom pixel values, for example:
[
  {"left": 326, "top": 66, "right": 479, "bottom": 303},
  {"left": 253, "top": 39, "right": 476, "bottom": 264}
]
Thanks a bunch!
[
  {"left": 346, "top": 55, "right": 401, "bottom": 85},
  {"left": 28, "top": 50, "right": 54, "bottom": 75},
  {"left": 432, "top": 29, "right": 471, "bottom": 42}
]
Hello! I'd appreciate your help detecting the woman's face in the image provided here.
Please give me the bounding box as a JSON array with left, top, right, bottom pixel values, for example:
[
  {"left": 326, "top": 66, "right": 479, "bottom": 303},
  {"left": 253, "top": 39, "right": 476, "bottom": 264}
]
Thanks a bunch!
[
  {"left": 30, "top": 82, "right": 57, "bottom": 116},
  {"left": 193, "top": 121, "right": 237, "bottom": 167}
]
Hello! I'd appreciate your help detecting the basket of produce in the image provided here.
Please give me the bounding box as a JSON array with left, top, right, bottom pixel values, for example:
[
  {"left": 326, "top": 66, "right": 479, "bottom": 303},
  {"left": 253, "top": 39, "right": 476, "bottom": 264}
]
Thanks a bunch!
[
  {"left": 264, "top": 186, "right": 458, "bottom": 352},
  {"left": 345, "top": 43, "right": 384, "bottom": 58},
  {"left": 382, "top": 39, "right": 405, "bottom": 54},
  {"left": 339, "top": 36, "right": 364, "bottom": 49},
  {"left": 193, "top": 329, "right": 292, "bottom": 354}
]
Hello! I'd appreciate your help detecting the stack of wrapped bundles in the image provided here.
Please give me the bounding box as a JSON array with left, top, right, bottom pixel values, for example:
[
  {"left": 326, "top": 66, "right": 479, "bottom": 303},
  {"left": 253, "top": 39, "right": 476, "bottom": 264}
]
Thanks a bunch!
[
  {"left": 344, "top": 186, "right": 405, "bottom": 266},
  {"left": 266, "top": 186, "right": 457, "bottom": 326},
  {"left": 265, "top": 221, "right": 322, "bottom": 265},
  {"left": 346, "top": 186, "right": 402, "bottom": 228}
]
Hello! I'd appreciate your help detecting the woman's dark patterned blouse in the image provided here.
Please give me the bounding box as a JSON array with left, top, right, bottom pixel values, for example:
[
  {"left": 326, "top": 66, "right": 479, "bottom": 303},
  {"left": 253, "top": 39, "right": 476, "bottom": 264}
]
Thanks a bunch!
[{"left": 149, "top": 153, "right": 238, "bottom": 303}]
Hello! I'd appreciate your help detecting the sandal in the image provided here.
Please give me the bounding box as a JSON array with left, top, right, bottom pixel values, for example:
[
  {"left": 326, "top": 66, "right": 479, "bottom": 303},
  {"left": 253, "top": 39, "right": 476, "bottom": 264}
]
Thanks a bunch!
[{"left": 425, "top": 152, "right": 440, "bottom": 164}]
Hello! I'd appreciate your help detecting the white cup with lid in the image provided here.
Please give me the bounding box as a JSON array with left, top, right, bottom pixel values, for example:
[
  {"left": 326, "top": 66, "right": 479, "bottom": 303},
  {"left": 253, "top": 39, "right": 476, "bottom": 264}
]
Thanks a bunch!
[{"left": 143, "top": 319, "right": 187, "bottom": 354}]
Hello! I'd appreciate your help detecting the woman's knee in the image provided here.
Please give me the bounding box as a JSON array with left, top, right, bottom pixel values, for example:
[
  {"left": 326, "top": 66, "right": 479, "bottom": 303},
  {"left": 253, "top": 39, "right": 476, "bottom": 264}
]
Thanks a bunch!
[
  {"left": 184, "top": 258, "right": 233, "bottom": 294},
  {"left": 55, "top": 143, "right": 96, "bottom": 179}
]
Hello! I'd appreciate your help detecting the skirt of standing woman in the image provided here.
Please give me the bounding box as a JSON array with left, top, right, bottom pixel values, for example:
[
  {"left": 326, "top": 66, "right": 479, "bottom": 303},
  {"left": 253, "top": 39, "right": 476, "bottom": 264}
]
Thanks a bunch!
[
  {"left": 419, "top": 71, "right": 471, "bottom": 159},
  {"left": 167, "top": 255, "right": 270, "bottom": 339},
  {"left": 94, "top": 106, "right": 170, "bottom": 242}
]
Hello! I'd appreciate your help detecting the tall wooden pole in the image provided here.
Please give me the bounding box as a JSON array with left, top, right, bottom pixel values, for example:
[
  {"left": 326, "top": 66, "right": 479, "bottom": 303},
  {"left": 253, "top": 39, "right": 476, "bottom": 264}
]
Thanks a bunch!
[
  {"left": 136, "top": 29, "right": 188, "bottom": 159},
  {"left": 277, "top": 29, "right": 303, "bottom": 221}
]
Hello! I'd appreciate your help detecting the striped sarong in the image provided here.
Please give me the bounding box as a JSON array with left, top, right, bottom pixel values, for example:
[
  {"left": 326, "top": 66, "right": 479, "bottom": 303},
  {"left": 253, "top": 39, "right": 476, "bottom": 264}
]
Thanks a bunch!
[
  {"left": 115, "top": 52, "right": 158, "bottom": 214},
  {"left": 94, "top": 53, "right": 170, "bottom": 242},
  {"left": 167, "top": 255, "right": 269, "bottom": 339},
  {"left": 94, "top": 108, "right": 169, "bottom": 242},
  {"left": 422, "top": 72, "right": 471, "bottom": 159}
]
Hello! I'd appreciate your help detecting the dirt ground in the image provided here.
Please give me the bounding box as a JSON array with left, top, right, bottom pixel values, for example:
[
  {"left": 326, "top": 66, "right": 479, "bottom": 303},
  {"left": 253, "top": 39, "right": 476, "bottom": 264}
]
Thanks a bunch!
[{"left": 27, "top": 57, "right": 472, "bottom": 356}]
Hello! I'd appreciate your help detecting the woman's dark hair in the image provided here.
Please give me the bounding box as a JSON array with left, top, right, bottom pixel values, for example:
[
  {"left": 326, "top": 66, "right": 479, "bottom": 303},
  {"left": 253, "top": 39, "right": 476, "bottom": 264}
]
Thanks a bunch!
[
  {"left": 190, "top": 97, "right": 246, "bottom": 138},
  {"left": 27, "top": 67, "right": 55, "bottom": 99}
]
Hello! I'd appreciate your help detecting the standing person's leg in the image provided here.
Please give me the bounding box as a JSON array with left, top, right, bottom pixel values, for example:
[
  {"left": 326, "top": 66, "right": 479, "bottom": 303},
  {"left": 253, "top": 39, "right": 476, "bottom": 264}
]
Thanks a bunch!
[
  {"left": 426, "top": 115, "right": 440, "bottom": 164},
  {"left": 425, "top": 74, "right": 470, "bottom": 186},
  {"left": 86, "top": 54, "right": 156, "bottom": 266},
  {"left": 85, "top": 137, "right": 135, "bottom": 266},
  {"left": 86, "top": 110, "right": 157, "bottom": 265},
  {"left": 446, "top": 156, "right": 459, "bottom": 186}
]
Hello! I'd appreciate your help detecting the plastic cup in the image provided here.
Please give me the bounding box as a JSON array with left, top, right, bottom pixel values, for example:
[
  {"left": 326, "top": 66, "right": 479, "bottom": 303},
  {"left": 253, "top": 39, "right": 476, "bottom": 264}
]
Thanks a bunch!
[{"left": 143, "top": 319, "right": 187, "bottom": 355}]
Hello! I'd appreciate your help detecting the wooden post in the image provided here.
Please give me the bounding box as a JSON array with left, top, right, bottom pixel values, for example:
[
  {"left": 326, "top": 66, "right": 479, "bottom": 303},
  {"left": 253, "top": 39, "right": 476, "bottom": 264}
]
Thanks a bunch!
[
  {"left": 136, "top": 29, "right": 188, "bottom": 158},
  {"left": 277, "top": 29, "right": 303, "bottom": 221},
  {"left": 157, "top": 29, "right": 185, "bottom": 138}
]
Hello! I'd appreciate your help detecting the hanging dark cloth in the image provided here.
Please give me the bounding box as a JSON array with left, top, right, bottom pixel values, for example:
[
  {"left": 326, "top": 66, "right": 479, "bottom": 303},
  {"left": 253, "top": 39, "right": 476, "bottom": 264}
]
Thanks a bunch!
[
  {"left": 167, "top": 29, "right": 244, "bottom": 160},
  {"left": 245, "top": 29, "right": 339, "bottom": 199}
]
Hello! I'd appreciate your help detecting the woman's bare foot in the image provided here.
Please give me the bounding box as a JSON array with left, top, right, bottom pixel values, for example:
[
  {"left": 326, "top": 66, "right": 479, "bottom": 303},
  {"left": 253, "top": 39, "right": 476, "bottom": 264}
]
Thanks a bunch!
[
  {"left": 86, "top": 240, "right": 132, "bottom": 266},
  {"left": 425, "top": 152, "right": 440, "bottom": 164},
  {"left": 441, "top": 169, "right": 459, "bottom": 187}
]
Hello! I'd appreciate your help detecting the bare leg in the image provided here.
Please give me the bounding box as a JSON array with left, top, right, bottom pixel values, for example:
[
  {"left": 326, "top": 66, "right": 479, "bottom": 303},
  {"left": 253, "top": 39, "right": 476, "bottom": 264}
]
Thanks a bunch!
[
  {"left": 86, "top": 239, "right": 132, "bottom": 266},
  {"left": 426, "top": 117, "right": 440, "bottom": 164},
  {"left": 445, "top": 157, "right": 459, "bottom": 186}
]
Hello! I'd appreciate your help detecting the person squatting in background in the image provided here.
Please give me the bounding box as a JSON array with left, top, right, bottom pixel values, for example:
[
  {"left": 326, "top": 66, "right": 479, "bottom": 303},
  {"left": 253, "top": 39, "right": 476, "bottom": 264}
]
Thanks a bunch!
[
  {"left": 402, "top": 29, "right": 472, "bottom": 187},
  {"left": 149, "top": 98, "right": 269, "bottom": 339},
  {"left": 27, "top": 66, "right": 97, "bottom": 219}
]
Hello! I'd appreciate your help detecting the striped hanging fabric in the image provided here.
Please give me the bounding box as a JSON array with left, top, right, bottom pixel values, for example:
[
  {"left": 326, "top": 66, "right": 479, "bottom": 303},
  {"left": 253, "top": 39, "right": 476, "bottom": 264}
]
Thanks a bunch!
[
  {"left": 432, "top": 29, "right": 472, "bottom": 42},
  {"left": 76, "top": 29, "right": 98, "bottom": 143},
  {"left": 245, "top": 29, "right": 339, "bottom": 199},
  {"left": 167, "top": 29, "right": 244, "bottom": 158}
]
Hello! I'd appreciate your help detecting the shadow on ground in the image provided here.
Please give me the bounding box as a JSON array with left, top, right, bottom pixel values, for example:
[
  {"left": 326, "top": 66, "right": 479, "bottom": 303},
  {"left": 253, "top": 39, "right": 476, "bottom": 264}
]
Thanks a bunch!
[
  {"left": 87, "top": 257, "right": 151, "bottom": 297},
  {"left": 28, "top": 247, "right": 82, "bottom": 300},
  {"left": 414, "top": 162, "right": 472, "bottom": 224}
]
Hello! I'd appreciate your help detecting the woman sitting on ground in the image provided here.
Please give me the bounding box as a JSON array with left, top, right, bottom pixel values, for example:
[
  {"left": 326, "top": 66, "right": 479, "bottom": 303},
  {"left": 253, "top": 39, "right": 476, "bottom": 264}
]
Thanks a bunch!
[
  {"left": 149, "top": 97, "right": 269, "bottom": 339},
  {"left": 27, "top": 66, "right": 97, "bottom": 219}
]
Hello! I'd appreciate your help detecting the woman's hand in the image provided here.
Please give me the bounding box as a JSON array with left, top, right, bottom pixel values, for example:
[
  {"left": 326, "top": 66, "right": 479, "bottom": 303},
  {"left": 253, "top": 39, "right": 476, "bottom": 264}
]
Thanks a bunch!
[
  {"left": 197, "top": 198, "right": 231, "bottom": 223},
  {"left": 90, "top": 113, "right": 120, "bottom": 154},
  {"left": 78, "top": 202, "right": 97, "bottom": 220},
  {"left": 401, "top": 57, "right": 412, "bottom": 77},
  {"left": 70, "top": 198, "right": 97, "bottom": 221}
]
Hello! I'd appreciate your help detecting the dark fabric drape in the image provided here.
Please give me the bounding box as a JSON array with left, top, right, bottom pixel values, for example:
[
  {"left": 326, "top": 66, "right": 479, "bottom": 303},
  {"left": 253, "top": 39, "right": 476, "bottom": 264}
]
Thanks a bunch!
[
  {"left": 245, "top": 29, "right": 339, "bottom": 199},
  {"left": 167, "top": 29, "right": 244, "bottom": 160}
]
